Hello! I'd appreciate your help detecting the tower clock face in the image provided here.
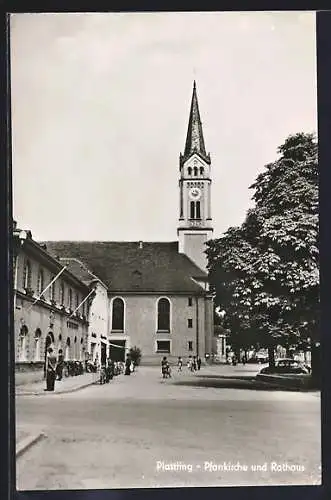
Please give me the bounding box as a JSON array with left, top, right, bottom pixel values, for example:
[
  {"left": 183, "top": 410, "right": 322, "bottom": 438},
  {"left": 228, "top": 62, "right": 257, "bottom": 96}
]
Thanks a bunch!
[{"left": 189, "top": 187, "right": 201, "bottom": 200}]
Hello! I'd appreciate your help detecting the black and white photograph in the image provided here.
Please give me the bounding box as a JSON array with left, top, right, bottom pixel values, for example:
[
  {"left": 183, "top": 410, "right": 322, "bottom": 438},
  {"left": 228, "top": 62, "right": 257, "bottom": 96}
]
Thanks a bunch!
[{"left": 11, "top": 11, "right": 320, "bottom": 490}]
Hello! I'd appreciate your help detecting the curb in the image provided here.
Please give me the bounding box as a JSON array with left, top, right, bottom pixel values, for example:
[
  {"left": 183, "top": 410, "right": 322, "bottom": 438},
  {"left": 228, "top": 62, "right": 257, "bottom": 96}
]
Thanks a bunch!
[
  {"left": 16, "top": 432, "right": 46, "bottom": 458},
  {"left": 16, "top": 379, "right": 97, "bottom": 397}
]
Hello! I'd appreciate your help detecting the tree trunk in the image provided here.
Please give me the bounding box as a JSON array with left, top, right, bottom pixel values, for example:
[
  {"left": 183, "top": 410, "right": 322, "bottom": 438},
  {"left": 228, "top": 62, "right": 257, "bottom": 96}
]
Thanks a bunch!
[
  {"left": 268, "top": 347, "right": 275, "bottom": 367},
  {"left": 310, "top": 343, "right": 320, "bottom": 388}
]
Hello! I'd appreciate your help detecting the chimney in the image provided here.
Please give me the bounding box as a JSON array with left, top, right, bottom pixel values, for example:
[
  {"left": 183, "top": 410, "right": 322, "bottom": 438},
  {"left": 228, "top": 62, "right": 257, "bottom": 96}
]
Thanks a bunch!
[{"left": 139, "top": 241, "right": 143, "bottom": 249}]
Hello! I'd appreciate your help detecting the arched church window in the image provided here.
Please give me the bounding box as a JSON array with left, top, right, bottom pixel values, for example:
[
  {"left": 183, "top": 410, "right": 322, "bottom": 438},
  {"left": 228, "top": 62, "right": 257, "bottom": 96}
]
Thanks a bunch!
[
  {"left": 112, "top": 298, "right": 124, "bottom": 331},
  {"left": 188, "top": 167, "right": 192, "bottom": 176},
  {"left": 200, "top": 167, "right": 204, "bottom": 175},
  {"left": 194, "top": 167, "right": 198, "bottom": 176},
  {"left": 157, "top": 298, "right": 170, "bottom": 332},
  {"left": 190, "top": 201, "right": 195, "bottom": 219}
]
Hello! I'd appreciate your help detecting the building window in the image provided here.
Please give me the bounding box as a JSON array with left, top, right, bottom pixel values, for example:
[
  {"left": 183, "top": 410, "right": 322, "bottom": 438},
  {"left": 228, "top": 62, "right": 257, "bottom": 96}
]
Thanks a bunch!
[
  {"left": 34, "top": 328, "right": 42, "bottom": 361},
  {"left": 188, "top": 297, "right": 193, "bottom": 307},
  {"left": 156, "top": 340, "right": 171, "bottom": 354},
  {"left": 37, "top": 268, "right": 44, "bottom": 295},
  {"left": 23, "top": 260, "right": 31, "bottom": 290},
  {"left": 60, "top": 282, "right": 65, "bottom": 305},
  {"left": 157, "top": 298, "right": 170, "bottom": 332},
  {"left": 190, "top": 201, "right": 195, "bottom": 219},
  {"left": 69, "top": 288, "right": 73, "bottom": 310},
  {"left": 65, "top": 337, "right": 71, "bottom": 361},
  {"left": 188, "top": 167, "right": 192, "bottom": 176},
  {"left": 188, "top": 319, "right": 193, "bottom": 328},
  {"left": 188, "top": 341, "right": 193, "bottom": 351},
  {"left": 112, "top": 298, "right": 124, "bottom": 331},
  {"left": 50, "top": 276, "right": 56, "bottom": 302},
  {"left": 194, "top": 167, "right": 198, "bottom": 176},
  {"left": 200, "top": 167, "right": 204, "bottom": 175},
  {"left": 19, "top": 324, "right": 28, "bottom": 361}
]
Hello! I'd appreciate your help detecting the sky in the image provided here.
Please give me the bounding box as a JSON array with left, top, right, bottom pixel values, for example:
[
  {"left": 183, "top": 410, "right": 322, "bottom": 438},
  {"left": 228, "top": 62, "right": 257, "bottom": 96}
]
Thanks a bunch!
[{"left": 10, "top": 11, "right": 317, "bottom": 242}]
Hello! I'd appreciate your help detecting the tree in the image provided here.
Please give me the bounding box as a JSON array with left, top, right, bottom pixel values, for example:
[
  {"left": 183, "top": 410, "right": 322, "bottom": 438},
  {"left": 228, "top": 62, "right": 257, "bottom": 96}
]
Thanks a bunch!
[
  {"left": 129, "top": 346, "right": 142, "bottom": 367},
  {"left": 206, "top": 133, "right": 319, "bottom": 372}
]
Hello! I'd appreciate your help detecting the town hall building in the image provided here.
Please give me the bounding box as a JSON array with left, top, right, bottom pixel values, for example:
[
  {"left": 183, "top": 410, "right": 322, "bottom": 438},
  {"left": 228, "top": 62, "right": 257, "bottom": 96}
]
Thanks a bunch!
[{"left": 43, "top": 82, "right": 215, "bottom": 365}]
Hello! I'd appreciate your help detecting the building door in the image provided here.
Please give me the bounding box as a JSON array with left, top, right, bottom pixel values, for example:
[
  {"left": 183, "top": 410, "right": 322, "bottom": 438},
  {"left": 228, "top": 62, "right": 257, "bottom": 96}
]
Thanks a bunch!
[
  {"left": 101, "top": 343, "right": 107, "bottom": 365},
  {"left": 109, "top": 340, "right": 126, "bottom": 362}
]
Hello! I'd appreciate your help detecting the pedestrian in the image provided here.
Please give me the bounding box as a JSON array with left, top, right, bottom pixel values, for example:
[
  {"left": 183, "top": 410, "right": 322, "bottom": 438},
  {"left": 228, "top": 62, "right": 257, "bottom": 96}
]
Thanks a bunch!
[
  {"left": 197, "top": 357, "right": 201, "bottom": 370},
  {"left": 161, "top": 356, "right": 168, "bottom": 378},
  {"left": 45, "top": 347, "right": 57, "bottom": 391},
  {"left": 192, "top": 356, "right": 197, "bottom": 371},
  {"left": 56, "top": 348, "right": 64, "bottom": 381},
  {"left": 187, "top": 355, "right": 193, "bottom": 371},
  {"left": 242, "top": 353, "right": 246, "bottom": 366},
  {"left": 177, "top": 356, "right": 183, "bottom": 372},
  {"left": 125, "top": 354, "right": 131, "bottom": 375}
]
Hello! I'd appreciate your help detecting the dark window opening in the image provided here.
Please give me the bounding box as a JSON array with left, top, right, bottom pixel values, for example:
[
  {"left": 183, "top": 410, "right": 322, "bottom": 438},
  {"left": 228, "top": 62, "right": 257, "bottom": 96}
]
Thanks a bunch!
[
  {"left": 196, "top": 201, "right": 201, "bottom": 219},
  {"left": 69, "top": 289, "right": 73, "bottom": 309},
  {"left": 112, "top": 298, "right": 124, "bottom": 331},
  {"left": 190, "top": 201, "right": 195, "bottom": 219},
  {"left": 188, "top": 297, "right": 193, "bottom": 306},
  {"left": 188, "top": 341, "right": 193, "bottom": 351},
  {"left": 188, "top": 319, "right": 193, "bottom": 328},
  {"left": 188, "top": 167, "right": 192, "bottom": 175},
  {"left": 200, "top": 167, "right": 204, "bottom": 175},
  {"left": 156, "top": 340, "right": 171, "bottom": 353},
  {"left": 157, "top": 298, "right": 170, "bottom": 331},
  {"left": 194, "top": 167, "right": 198, "bottom": 176}
]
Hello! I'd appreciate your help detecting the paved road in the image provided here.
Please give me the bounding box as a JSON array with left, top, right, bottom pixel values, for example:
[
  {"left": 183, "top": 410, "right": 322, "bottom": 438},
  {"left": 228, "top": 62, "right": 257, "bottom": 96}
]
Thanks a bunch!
[{"left": 16, "top": 366, "right": 321, "bottom": 490}]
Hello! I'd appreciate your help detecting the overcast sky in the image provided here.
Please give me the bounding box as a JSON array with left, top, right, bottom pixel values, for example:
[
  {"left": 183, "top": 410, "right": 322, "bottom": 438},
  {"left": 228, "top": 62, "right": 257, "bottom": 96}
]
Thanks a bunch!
[{"left": 10, "top": 11, "right": 317, "bottom": 242}]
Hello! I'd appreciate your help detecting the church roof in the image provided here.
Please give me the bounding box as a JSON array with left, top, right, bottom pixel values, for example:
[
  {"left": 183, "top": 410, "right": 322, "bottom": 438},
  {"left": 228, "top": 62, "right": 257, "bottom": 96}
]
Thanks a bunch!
[
  {"left": 182, "top": 81, "right": 210, "bottom": 165},
  {"left": 56, "top": 257, "right": 108, "bottom": 289},
  {"left": 40, "top": 241, "right": 208, "bottom": 295}
]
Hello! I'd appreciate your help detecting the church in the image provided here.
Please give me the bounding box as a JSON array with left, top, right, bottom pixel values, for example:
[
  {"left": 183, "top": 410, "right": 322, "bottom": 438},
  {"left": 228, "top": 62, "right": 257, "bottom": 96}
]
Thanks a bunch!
[{"left": 43, "top": 82, "right": 215, "bottom": 365}]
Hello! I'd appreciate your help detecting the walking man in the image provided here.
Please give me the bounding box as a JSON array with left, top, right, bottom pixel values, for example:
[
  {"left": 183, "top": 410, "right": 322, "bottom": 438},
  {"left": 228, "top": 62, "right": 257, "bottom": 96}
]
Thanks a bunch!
[
  {"left": 45, "top": 347, "right": 57, "bottom": 391},
  {"left": 177, "top": 356, "right": 183, "bottom": 372},
  {"left": 197, "top": 357, "right": 201, "bottom": 370}
]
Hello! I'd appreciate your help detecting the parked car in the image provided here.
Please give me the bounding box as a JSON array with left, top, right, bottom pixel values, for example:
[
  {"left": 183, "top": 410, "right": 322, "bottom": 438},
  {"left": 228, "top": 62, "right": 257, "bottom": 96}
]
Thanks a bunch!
[
  {"left": 247, "top": 351, "right": 269, "bottom": 364},
  {"left": 259, "top": 358, "right": 311, "bottom": 375}
]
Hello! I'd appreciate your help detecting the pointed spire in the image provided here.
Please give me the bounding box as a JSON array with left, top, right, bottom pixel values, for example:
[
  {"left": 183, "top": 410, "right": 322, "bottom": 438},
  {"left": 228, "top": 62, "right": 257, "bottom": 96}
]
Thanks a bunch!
[{"left": 183, "top": 81, "right": 210, "bottom": 164}]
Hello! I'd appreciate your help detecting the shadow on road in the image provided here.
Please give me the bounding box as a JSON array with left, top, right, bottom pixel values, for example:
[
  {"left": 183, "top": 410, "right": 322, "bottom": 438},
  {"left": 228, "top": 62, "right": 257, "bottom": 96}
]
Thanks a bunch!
[{"left": 172, "top": 377, "right": 301, "bottom": 391}]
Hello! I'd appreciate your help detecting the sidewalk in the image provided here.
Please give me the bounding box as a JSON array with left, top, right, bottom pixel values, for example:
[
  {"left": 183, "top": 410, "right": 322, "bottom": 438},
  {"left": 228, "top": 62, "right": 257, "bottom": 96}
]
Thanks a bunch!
[{"left": 15, "top": 372, "right": 98, "bottom": 396}]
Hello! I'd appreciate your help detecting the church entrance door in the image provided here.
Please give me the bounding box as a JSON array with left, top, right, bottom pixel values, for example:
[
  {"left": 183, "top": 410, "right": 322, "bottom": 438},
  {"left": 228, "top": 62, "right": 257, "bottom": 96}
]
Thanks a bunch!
[{"left": 109, "top": 340, "right": 126, "bottom": 362}]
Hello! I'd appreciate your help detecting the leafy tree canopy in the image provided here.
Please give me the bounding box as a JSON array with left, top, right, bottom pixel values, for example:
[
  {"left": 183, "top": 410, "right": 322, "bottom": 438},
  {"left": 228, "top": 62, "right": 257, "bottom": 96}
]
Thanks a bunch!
[{"left": 206, "top": 132, "right": 319, "bottom": 350}]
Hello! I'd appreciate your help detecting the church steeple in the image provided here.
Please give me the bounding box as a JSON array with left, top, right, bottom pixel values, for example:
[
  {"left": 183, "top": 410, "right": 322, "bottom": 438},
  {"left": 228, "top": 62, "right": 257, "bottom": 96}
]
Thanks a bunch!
[
  {"left": 177, "top": 82, "right": 213, "bottom": 272},
  {"left": 182, "top": 81, "right": 210, "bottom": 165}
]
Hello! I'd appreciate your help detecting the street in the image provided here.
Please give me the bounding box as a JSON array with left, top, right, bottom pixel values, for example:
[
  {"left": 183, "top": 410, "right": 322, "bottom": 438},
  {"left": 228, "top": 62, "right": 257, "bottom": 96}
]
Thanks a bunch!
[{"left": 16, "top": 366, "right": 321, "bottom": 490}]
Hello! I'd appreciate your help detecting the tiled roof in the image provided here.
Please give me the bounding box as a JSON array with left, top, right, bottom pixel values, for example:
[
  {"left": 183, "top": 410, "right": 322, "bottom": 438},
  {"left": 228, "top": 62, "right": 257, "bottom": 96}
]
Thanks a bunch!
[
  {"left": 57, "top": 258, "right": 103, "bottom": 287},
  {"left": 41, "top": 241, "right": 207, "bottom": 294}
]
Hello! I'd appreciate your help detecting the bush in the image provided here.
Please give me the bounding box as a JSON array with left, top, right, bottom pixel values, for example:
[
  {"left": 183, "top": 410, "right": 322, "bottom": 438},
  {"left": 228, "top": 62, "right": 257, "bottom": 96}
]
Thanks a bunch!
[{"left": 129, "top": 346, "right": 142, "bottom": 366}]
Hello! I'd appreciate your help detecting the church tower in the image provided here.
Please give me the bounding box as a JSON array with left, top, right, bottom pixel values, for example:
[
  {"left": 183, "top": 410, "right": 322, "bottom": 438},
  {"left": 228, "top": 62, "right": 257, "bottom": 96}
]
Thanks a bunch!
[{"left": 178, "top": 81, "right": 213, "bottom": 272}]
